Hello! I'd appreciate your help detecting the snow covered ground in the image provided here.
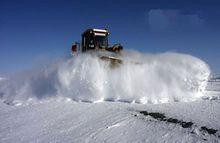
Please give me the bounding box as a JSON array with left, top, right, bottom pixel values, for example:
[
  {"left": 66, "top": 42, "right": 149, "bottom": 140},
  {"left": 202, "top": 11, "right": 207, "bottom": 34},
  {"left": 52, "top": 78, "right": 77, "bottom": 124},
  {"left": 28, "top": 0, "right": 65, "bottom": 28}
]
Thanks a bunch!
[
  {"left": 0, "top": 92, "right": 220, "bottom": 143},
  {"left": 0, "top": 52, "right": 219, "bottom": 143}
]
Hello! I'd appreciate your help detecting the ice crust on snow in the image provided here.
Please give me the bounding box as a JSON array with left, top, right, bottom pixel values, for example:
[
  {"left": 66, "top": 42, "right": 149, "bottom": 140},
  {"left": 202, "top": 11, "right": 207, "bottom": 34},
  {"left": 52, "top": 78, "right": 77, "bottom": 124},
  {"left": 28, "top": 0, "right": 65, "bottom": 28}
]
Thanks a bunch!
[{"left": 0, "top": 52, "right": 210, "bottom": 104}]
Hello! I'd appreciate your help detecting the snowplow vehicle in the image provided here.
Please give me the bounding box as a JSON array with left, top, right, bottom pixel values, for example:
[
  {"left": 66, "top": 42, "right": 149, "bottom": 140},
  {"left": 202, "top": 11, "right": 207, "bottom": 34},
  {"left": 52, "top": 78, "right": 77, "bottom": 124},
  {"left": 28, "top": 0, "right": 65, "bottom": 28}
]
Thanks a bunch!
[{"left": 71, "top": 28, "right": 124, "bottom": 66}]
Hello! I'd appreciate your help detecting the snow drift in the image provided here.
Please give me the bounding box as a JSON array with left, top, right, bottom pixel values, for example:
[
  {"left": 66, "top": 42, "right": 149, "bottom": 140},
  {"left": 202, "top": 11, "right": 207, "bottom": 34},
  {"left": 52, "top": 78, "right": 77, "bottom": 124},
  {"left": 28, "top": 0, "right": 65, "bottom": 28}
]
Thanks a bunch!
[{"left": 0, "top": 51, "right": 210, "bottom": 104}]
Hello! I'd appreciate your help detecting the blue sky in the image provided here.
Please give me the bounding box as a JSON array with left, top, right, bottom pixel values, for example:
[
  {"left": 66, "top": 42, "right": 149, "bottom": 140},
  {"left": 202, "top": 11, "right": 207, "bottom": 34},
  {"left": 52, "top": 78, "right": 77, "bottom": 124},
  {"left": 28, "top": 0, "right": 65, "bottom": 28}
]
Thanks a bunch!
[{"left": 0, "top": 0, "right": 220, "bottom": 75}]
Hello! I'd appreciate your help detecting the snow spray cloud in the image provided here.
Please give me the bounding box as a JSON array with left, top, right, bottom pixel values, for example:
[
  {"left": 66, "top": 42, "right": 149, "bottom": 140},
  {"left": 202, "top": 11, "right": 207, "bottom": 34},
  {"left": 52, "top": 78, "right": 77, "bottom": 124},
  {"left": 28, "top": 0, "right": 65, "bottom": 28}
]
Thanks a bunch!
[{"left": 0, "top": 51, "right": 210, "bottom": 104}]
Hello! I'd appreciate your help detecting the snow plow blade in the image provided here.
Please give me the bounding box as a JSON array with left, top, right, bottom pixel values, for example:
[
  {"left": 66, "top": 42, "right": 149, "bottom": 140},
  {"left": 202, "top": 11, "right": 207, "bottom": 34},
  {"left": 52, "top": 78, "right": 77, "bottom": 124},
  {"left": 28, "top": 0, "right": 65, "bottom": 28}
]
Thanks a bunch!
[
  {"left": 100, "top": 56, "right": 141, "bottom": 68},
  {"left": 100, "top": 56, "right": 123, "bottom": 68}
]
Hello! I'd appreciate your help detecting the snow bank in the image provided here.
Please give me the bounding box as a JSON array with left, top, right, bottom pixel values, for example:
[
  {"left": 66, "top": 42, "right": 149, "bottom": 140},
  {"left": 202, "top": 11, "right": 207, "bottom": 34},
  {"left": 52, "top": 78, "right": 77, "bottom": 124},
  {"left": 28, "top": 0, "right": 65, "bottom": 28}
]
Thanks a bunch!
[{"left": 0, "top": 51, "right": 210, "bottom": 104}]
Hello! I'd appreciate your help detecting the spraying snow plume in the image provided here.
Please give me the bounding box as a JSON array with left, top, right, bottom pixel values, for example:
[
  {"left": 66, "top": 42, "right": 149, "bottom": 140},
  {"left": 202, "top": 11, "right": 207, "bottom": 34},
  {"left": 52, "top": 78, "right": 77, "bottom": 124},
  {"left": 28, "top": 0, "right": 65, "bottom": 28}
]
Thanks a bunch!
[{"left": 0, "top": 52, "right": 210, "bottom": 104}]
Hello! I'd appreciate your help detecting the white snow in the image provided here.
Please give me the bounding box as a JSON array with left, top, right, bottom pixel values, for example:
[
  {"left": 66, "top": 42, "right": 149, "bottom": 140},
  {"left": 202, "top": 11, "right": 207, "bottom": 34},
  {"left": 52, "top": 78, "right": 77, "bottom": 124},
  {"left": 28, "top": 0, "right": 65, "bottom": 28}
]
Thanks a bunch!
[
  {"left": 0, "top": 97, "right": 220, "bottom": 143},
  {"left": 0, "top": 52, "right": 210, "bottom": 104},
  {"left": 0, "top": 51, "right": 219, "bottom": 142}
]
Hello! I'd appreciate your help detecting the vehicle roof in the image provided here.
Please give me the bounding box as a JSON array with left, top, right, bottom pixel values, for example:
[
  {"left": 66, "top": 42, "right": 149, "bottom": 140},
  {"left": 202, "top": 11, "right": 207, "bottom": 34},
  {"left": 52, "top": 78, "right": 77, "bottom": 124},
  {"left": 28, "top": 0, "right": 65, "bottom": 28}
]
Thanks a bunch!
[{"left": 82, "top": 28, "right": 109, "bottom": 36}]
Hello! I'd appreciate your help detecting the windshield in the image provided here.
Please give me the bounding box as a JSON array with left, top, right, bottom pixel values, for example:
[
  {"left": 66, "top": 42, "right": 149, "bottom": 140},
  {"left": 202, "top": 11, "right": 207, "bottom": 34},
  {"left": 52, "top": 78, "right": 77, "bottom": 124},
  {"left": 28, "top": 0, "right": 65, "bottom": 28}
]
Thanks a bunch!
[{"left": 95, "top": 36, "right": 108, "bottom": 48}]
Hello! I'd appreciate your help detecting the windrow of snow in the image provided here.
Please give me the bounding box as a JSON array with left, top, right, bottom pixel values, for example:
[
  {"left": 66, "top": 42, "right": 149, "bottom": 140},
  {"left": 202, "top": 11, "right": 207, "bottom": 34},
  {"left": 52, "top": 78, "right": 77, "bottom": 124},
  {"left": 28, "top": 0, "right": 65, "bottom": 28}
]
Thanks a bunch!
[{"left": 0, "top": 51, "right": 210, "bottom": 104}]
